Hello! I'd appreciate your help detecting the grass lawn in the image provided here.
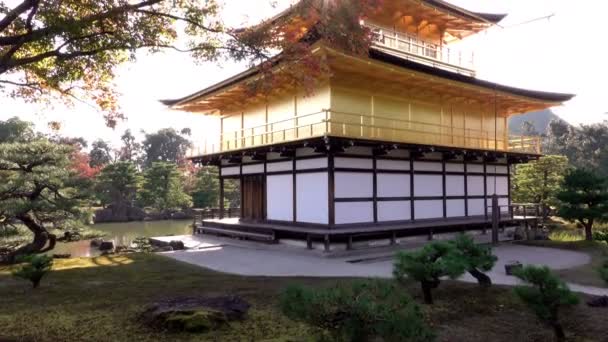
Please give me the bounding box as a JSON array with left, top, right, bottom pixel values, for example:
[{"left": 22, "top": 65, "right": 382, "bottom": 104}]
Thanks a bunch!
[
  {"left": 517, "top": 239, "right": 608, "bottom": 288},
  {"left": 1, "top": 253, "right": 607, "bottom": 342}
]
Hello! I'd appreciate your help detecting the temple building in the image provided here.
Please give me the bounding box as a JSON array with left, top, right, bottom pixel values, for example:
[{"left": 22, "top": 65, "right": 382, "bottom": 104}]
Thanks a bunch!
[{"left": 163, "top": 0, "right": 573, "bottom": 249}]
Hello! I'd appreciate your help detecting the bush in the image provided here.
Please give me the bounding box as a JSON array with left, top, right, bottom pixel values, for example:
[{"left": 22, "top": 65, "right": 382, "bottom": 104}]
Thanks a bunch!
[
  {"left": 592, "top": 231, "right": 608, "bottom": 244},
  {"left": 393, "top": 241, "right": 466, "bottom": 304},
  {"left": 450, "top": 234, "right": 497, "bottom": 287},
  {"left": 132, "top": 237, "right": 153, "bottom": 253},
  {"left": 280, "top": 280, "right": 435, "bottom": 342},
  {"left": 599, "top": 261, "right": 608, "bottom": 284},
  {"left": 12, "top": 254, "right": 54, "bottom": 288},
  {"left": 513, "top": 265, "right": 579, "bottom": 342}
]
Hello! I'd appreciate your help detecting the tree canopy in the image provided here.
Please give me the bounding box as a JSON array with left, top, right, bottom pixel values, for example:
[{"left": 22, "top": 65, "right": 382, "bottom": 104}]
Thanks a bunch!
[
  {"left": 141, "top": 128, "right": 191, "bottom": 167},
  {"left": 0, "top": 116, "right": 35, "bottom": 143},
  {"left": 545, "top": 120, "right": 608, "bottom": 177},
  {"left": 1, "top": 0, "right": 379, "bottom": 126},
  {"left": 96, "top": 162, "right": 142, "bottom": 208},
  {"left": 557, "top": 169, "right": 608, "bottom": 241},
  {"left": 0, "top": 140, "right": 92, "bottom": 261},
  {"left": 512, "top": 155, "right": 569, "bottom": 217},
  {"left": 138, "top": 161, "right": 191, "bottom": 213}
]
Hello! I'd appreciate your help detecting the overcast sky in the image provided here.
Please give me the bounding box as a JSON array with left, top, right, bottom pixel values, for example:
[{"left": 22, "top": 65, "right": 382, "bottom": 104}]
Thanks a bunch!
[{"left": 1, "top": 0, "right": 606, "bottom": 149}]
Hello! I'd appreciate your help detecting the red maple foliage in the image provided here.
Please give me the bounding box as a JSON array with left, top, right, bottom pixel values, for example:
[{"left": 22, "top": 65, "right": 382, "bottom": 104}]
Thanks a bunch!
[
  {"left": 237, "top": 0, "right": 383, "bottom": 97},
  {"left": 71, "top": 151, "right": 101, "bottom": 179}
]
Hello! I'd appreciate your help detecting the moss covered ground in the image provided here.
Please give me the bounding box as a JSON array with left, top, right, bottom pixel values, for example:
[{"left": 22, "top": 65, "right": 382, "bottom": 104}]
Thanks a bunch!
[{"left": 0, "top": 253, "right": 607, "bottom": 341}]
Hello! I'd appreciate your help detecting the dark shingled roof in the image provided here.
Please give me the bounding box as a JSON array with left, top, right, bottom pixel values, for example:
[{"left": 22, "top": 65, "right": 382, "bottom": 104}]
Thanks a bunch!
[
  {"left": 161, "top": 49, "right": 574, "bottom": 108},
  {"left": 423, "top": 0, "right": 507, "bottom": 24}
]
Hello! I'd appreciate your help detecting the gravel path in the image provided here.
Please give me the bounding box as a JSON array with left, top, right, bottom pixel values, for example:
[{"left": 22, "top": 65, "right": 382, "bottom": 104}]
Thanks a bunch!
[{"left": 161, "top": 236, "right": 607, "bottom": 296}]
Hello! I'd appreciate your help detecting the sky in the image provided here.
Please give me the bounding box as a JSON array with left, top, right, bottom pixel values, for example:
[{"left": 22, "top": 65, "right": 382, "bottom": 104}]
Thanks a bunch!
[{"left": 1, "top": 0, "right": 607, "bottom": 150}]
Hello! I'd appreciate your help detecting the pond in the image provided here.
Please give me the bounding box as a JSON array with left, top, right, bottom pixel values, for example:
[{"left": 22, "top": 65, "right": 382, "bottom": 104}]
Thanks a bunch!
[{"left": 51, "top": 220, "right": 193, "bottom": 257}]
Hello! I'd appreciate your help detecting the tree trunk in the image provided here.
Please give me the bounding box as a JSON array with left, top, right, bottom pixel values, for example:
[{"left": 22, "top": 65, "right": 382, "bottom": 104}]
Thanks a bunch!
[
  {"left": 551, "top": 321, "right": 566, "bottom": 342},
  {"left": 421, "top": 281, "right": 434, "bottom": 305},
  {"left": 6, "top": 214, "right": 56, "bottom": 263},
  {"left": 469, "top": 268, "right": 492, "bottom": 287},
  {"left": 583, "top": 220, "right": 594, "bottom": 241}
]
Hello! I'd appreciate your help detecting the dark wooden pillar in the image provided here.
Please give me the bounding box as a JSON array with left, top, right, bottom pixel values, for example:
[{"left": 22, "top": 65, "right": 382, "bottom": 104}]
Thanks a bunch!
[
  {"left": 372, "top": 156, "right": 378, "bottom": 223},
  {"left": 409, "top": 157, "right": 415, "bottom": 222},
  {"left": 219, "top": 177, "right": 225, "bottom": 219},
  {"left": 328, "top": 153, "right": 335, "bottom": 226},
  {"left": 292, "top": 155, "right": 297, "bottom": 223}
]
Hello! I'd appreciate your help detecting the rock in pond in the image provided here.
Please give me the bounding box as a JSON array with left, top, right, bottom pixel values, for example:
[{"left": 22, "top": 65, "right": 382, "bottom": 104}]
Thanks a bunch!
[
  {"left": 90, "top": 238, "right": 103, "bottom": 247},
  {"left": 140, "top": 296, "right": 250, "bottom": 333},
  {"left": 99, "top": 241, "right": 115, "bottom": 251},
  {"left": 169, "top": 240, "right": 185, "bottom": 251}
]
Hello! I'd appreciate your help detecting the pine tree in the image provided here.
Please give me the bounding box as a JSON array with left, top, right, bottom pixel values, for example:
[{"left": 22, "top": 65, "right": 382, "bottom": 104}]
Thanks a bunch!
[
  {"left": 513, "top": 266, "right": 579, "bottom": 341},
  {"left": 557, "top": 169, "right": 608, "bottom": 241},
  {"left": 393, "top": 242, "right": 466, "bottom": 304},
  {"left": 0, "top": 141, "right": 92, "bottom": 262}
]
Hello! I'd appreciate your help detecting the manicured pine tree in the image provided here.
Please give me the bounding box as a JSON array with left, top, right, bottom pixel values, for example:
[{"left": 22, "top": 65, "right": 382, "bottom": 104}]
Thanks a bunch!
[
  {"left": 450, "top": 234, "right": 497, "bottom": 287},
  {"left": 557, "top": 169, "right": 608, "bottom": 241},
  {"left": 393, "top": 241, "right": 466, "bottom": 304},
  {"left": 513, "top": 265, "right": 579, "bottom": 342}
]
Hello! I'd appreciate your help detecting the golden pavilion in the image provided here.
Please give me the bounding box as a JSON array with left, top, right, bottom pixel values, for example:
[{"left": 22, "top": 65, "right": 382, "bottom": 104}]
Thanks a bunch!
[{"left": 163, "top": 0, "right": 573, "bottom": 250}]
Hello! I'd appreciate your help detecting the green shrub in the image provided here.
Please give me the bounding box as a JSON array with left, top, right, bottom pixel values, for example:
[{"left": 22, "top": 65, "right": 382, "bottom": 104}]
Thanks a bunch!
[
  {"left": 592, "top": 231, "right": 608, "bottom": 244},
  {"left": 132, "top": 237, "right": 153, "bottom": 253},
  {"left": 450, "top": 234, "right": 497, "bottom": 287},
  {"left": 513, "top": 265, "right": 579, "bottom": 342},
  {"left": 599, "top": 261, "right": 608, "bottom": 284},
  {"left": 280, "top": 280, "right": 434, "bottom": 342},
  {"left": 12, "top": 254, "right": 54, "bottom": 289},
  {"left": 393, "top": 241, "right": 466, "bottom": 304}
]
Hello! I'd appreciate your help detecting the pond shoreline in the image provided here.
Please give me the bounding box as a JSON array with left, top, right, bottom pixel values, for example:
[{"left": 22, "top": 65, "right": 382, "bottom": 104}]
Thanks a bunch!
[{"left": 51, "top": 219, "right": 195, "bottom": 258}]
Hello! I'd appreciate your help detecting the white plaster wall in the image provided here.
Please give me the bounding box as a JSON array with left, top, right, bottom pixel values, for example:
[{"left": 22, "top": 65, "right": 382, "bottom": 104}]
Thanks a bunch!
[
  {"left": 467, "top": 176, "right": 485, "bottom": 196},
  {"left": 467, "top": 164, "right": 484, "bottom": 173},
  {"left": 414, "top": 200, "right": 444, "bottom": 220},
  {"left": 336, "top": 202, "right": 373, "bottom": 224},
  {"left": 376, "top": 159, "right": 409, "bottom": 171},
  {"left": 296, "top": 157, "right": 328, "bottom": 170},
  {"left": 414, "top": 161, "right": 443, "bottom": 172},
  {"left": 378, "top": 201, "right": 411, "bottom": 221},
  {"left": 486, "top": 176, "right": 509, "bottom": 195},
  {"left": 446, "top": 199, "right": 466, "bottom": 217},
  {"left": 446, "top": 175, "right": 465, "bottom": 196},
  {"left": 266, "top": 175, "right": 293, "bottom": 221},
  {"left": 335, "top": 172, "right": 373, "bottom": 198},
  {"left": 242, "top": 164, "right": 264, "bottom": 174},
  {"left": 377, "top": 173, "right": 410, "bottom": 197},
  {"left": 221, "top": 166, "right": 240, "bottom": 176},
  {"left": 296, "top": 173, "right": 328, "bottom": 224},
  {"left": 486, "top": 197, "right": 510, "bottom": 213},
  {"left": 414, "top": 175, "right": 443, "bottom": 197},
  {"left": 468, "top": 199, "right": 485, "bottom": 216},
  {"left": 266, "top": 161, "right": 292, "bottom": 172},
  {"left": 334, "top": 157, "right": 373, "bottom": 169},
  {"left": 445, "top": 163, "right": 465, "bottom": 172}
]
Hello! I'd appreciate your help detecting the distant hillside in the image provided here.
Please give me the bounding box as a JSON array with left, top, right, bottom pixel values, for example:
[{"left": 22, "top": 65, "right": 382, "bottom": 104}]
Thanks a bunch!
[{"left": 508, "top": 109, "right": 566, "bottom": 135}]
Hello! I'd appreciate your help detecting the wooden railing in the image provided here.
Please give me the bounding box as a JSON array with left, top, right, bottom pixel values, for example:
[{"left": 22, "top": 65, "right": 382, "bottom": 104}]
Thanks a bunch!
[
  {"left": 364, "top": 22, "right": 475, "bottom": 76},
  {"left": 193, "top": 207, "right": 240, "bottom": 224},
  {"left": 187, "top": 110, "right": 542, "bottom": 157}
]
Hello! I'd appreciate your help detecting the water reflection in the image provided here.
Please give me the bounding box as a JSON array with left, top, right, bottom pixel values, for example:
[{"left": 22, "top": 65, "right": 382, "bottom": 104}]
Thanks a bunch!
[{"left": 51, "top": 220, "right": 192, "bottom": 257}]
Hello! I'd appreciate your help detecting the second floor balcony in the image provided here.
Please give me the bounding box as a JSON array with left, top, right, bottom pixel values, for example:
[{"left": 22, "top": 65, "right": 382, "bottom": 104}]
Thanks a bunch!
[
  {"left": 363, "top": 22, "right": 476, "bottom": 77},
  {"left": 187, "top": 110, "right": 541, "bottom": 158}
]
